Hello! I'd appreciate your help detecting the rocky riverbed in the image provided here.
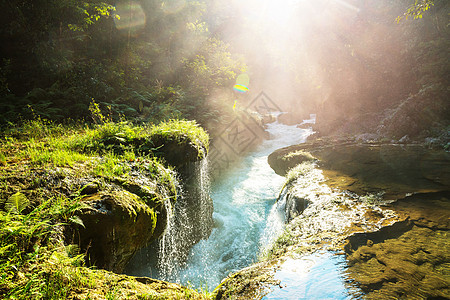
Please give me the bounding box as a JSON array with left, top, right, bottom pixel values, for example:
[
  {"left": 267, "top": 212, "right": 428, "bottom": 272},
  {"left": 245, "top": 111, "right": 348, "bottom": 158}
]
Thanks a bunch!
[{"left": 214, "top": 140, "right": 450, "bottom": 299}]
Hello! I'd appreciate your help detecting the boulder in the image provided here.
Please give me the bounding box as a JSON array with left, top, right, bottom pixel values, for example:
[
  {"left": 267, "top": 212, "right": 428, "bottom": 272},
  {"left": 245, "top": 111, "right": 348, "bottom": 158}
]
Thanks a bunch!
[
  {"left": 77, "top": 191, "right": 163, "bottom": 273},
  {"left": 285, "top": 193, "right": 309, "bottom": 222},
  {"left": 269, "top": 142, "right": 450, "bottom": 198},
  {"left": 139, "top": 134, "right": 206, "bottom": 171}
]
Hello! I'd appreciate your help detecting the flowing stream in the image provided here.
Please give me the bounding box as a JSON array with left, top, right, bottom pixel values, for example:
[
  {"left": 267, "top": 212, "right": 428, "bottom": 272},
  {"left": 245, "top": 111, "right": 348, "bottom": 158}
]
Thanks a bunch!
[{"left": 176, "top": 118, "right": 314, "bottom": 290}]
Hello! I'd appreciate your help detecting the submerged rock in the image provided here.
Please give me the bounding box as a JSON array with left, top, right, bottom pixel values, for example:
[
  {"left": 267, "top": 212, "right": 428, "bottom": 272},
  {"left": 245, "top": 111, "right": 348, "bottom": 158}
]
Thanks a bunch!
[{"left": 344, "top": 192, "right": 450, "bottom": 299}]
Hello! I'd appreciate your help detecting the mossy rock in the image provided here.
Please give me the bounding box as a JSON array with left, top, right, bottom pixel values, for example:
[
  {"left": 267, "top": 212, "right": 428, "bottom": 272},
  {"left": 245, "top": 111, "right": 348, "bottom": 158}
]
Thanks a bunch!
[
  {"left": 76, "top": 191, "right": 159, "bottom": 273},
  {"left": 69, "top": 270, "right": 210, "bottom": 299},
  {"left": 137, "top": 133, "right": 207, "bottom": 170},
  {"left": 268, "top": 146, "right": 316, "bottom": 176}
]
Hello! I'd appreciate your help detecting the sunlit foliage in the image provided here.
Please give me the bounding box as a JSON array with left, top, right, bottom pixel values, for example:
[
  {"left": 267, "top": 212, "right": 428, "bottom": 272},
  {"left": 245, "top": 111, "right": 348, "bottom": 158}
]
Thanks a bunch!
[
  {"left": 0, "top": 0, "right": 246, "bottom": 132},
  {"left": 396, "top": 0, "right": 435, "bottom": 23}
]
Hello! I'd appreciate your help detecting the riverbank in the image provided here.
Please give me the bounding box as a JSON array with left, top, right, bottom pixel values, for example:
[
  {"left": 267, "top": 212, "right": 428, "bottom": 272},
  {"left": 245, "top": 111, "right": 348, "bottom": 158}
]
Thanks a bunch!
[
  {"left": 214, "top": 134, "right": 450, "bottom": 299},
  {"left": 0, "top": 119, "right": 212, "bottom": 299}
]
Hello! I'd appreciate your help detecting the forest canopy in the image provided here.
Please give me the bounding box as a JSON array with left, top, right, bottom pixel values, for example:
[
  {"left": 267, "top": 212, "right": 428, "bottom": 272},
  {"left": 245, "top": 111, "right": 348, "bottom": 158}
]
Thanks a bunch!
[
  {"left": 0, "top": 0, "right": 246, "bottom": 131},
  {"left": 0, "top": 0, "right": 448, "bottom": 142}
]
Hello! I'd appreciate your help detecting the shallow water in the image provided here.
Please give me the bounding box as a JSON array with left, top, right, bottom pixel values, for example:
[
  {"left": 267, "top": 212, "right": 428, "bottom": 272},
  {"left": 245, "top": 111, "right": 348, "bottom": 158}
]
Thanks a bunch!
[{"left": 263, "top": 252, "right": 352, "bottom": 300}]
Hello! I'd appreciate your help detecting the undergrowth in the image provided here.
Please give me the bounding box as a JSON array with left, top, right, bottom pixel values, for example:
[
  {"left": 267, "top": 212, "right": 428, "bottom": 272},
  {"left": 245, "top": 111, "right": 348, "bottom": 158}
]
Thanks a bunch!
[
  {"left": 1, "top": 115, "right": 208, "bottom": 178},
  {"left": 0, "top": 195, "right": 88, "bottom": 299},
  {"left": 0, "top": 115, "right": 211, "bottom": 299}
]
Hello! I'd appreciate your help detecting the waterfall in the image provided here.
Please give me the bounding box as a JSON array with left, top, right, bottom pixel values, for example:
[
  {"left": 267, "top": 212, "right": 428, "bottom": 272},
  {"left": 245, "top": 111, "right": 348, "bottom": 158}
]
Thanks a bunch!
[
  {"left": 126, "top": 115, "right": 315, "bottom": 290},
  {"left": 259, "top": 192, "right": 287, "bottom": 253},
  {"left": 158, "top": 158, "right": 212, "bottom": 282},
  {"left": 157, "top": 195, "right": 191, "bottom": 281},
  {"left": 125, "top": 157, "right": 213, "bottom": 283},
  {"left": 196, "top": 158, "right": 212, "bottom": 238}
]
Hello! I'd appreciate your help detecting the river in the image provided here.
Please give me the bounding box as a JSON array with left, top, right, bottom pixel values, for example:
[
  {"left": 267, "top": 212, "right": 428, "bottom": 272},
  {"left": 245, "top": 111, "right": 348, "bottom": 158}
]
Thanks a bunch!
[{"left": 177, "top": 117, "right": 314, "bottom": 290}]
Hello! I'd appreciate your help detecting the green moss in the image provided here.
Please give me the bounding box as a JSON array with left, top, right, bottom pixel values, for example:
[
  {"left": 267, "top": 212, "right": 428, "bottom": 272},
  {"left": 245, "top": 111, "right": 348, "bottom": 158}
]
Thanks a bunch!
[
  {"left": 0, "top": 192, "right": 208, "bottom": 299},
  {"left": 282, "top": 150, "right": 315, "bottom": 161},
  {"left": 148, "top": 119, "right": 209, "bottom": 158}
]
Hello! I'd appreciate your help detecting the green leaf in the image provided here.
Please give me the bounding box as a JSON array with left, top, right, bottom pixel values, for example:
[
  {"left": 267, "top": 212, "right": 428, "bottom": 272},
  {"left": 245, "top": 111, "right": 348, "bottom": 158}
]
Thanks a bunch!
[
  {"left": 69, "top": 215, "right": 85, "bottom": 228},
  {"left": 4, "top": 192, "right": 30, "bottom": 214}
]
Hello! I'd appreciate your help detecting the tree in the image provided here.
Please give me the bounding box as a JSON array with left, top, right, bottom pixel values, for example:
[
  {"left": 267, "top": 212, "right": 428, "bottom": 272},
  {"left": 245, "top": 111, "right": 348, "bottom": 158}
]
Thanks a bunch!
[{"left": 396, "top": 0, "right": 434, "bottom": 23}]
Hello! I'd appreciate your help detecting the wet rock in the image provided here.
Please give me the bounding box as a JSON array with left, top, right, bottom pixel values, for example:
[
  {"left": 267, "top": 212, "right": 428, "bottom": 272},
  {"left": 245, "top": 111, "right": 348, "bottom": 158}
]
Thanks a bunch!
[
  {"left": 345, "top": 225, "right": 450, "bottom": 299},
  {"left": 388, "top": 192, "right": 450, "bottom": 230},
  {"left": 69, "top": 269, "right": 208, "bottom": 299},
  {"left": 137, "top": 135, "right": 206, "bottom": 171},
  {"left": 285, "top": 193, "right": 309, "bottom": 222},
  {"left": 269, "top": 142, "right": 450, "bottom": 197},
  {"left": 77, "top": 191, "right": 161, "bottom": 273},
  {"left": 268, "top": 149, "right": 316, "bottom": 176},
  {"left": 212, "top": 260, "right": 280, "bottom": 300},
  {"left": 79, "top": 181, "right": 100, "bottom": 196},
  {"left": 344, "top": 192, "right": 450, "bottom": 299}
]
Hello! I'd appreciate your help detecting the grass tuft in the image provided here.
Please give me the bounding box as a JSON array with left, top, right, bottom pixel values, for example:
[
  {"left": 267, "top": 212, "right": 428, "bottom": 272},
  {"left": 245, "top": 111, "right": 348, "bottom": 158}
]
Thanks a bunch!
[{"left": 149, "top": 119, "right": 209, "bottom": 157}]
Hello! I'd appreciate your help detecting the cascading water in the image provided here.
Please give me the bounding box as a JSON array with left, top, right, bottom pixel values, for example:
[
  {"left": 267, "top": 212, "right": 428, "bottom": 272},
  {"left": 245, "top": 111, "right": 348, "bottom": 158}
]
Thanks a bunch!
[
  {"left": 125, "top": 158, "right": 213, "bottom": 282},
  {"left": 196, "top": 159, "right": 212, "bottom": 239},
  {"left": 126, "top": 116, "right": 314, "bottom": 289},
  {"left": 157, "top": 193, "right": 191, "bottom": 281},
  {"left": 176, "top": 117, "right": 314, "bottom": 290}
]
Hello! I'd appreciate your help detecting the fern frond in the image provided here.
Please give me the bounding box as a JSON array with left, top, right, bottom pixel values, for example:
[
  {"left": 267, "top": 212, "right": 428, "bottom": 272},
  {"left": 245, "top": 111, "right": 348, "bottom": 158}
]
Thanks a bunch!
[{"left": 4, "top": 192, "right": 30, "bottom": 214}]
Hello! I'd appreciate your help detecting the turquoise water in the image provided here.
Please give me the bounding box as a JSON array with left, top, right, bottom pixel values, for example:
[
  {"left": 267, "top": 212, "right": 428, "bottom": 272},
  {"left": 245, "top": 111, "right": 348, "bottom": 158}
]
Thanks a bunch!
[
  {"left": 263, "top": 252, "right": 351, "bottom": 300},
  {"left": 177, "top": 121, "right": 313, "bottom": 290},
  {"left": 128, "top": 117, "right": 355, "bottom": 297}
]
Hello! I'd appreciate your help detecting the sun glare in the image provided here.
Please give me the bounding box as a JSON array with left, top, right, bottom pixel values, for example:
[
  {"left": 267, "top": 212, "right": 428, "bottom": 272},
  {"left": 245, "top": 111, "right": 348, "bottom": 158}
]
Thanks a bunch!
[{"left": 261, "top": 0, "right": 297, "bottom": 26}]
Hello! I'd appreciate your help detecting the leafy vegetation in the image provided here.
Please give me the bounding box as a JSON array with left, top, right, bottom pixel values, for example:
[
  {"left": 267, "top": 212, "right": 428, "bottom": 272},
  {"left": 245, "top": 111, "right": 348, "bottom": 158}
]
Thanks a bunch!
[
  {"left": 0, "top": 0, "right": 245, "bottom": 132},
  {"left": 0, "top": 0, "right": 448, "bottom": 298},
  {"left": 0, "top": 116, "right": 210, "bottom": 298},
  {"left": 396, "top": 0, "right": 435, "bottom": 22},
  {"left": 0, "top": 195, "right": 85, "bottom": 299},
  {"left": 0, "top": 197, "right": 211, "bottom": 299},
  {"left": 301, "top": 0, "right": 450, "bottom": 140}
]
